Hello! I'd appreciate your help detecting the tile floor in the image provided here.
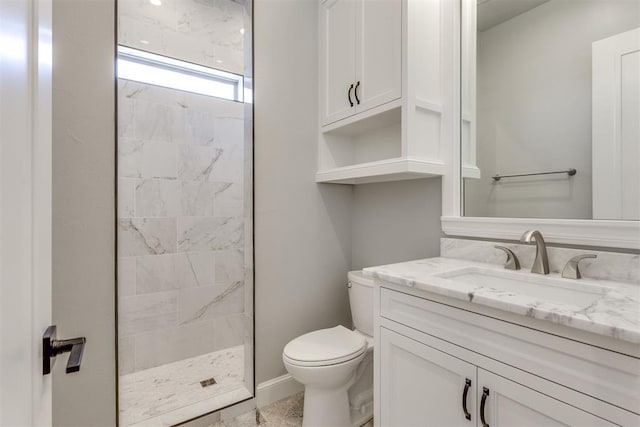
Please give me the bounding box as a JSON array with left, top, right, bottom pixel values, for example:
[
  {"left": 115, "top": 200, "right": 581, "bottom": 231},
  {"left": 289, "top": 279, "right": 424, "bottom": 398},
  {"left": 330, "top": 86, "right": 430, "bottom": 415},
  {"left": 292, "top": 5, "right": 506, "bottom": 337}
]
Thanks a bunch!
[
  {"left": 120, "top": 345, "right": 250, "bottom": 426},
  {"left": 210, "top": 392, "right": 374, "bottom": 427}
]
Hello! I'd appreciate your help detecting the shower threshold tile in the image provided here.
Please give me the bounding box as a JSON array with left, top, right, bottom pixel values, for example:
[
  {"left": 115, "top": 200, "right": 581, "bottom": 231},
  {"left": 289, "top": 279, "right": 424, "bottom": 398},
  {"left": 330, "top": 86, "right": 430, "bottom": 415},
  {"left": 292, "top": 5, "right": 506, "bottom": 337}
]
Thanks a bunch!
[{"left": 120, "top": 345, "right": 250, "bottom": 427}]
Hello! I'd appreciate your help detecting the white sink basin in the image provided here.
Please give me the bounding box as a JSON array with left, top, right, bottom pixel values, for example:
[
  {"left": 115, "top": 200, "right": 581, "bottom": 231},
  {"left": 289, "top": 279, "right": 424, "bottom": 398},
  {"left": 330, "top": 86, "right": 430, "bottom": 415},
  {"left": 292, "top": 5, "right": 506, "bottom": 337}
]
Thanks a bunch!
[{"left": 436, "top": 267, "right": 610, "bottom": 307}]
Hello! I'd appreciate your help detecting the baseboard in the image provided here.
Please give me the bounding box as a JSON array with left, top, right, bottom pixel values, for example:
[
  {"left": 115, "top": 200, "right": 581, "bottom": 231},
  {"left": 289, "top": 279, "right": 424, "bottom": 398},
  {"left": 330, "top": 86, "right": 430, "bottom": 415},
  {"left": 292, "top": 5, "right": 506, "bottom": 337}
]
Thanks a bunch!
[{"left": 256, "top": 374, "right": 304, "bottom": 409}]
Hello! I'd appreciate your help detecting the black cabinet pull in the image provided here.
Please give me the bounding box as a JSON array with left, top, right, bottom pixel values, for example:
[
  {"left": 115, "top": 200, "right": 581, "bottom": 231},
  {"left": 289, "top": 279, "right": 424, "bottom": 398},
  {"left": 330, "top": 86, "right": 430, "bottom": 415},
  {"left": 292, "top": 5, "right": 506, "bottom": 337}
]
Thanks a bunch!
[
  {"left": 348, "top": 83, "right": 354, "bottom": 107},
  {"left": 354, "top": 81, "right": 361, "bottom": 104},
  {"left": 462, "top": 378, "right": 472, "bottom": 420},
  {"left": 480, "top": 387, "right": 490, "bottom": 427}
]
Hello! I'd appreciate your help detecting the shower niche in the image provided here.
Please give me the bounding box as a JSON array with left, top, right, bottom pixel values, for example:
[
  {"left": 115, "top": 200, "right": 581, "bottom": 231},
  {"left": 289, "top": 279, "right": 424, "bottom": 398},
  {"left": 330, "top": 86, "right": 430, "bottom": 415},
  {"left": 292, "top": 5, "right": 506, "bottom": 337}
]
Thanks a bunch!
[{"left": 116, "top": 0, "right": 253, "bottom": 425}]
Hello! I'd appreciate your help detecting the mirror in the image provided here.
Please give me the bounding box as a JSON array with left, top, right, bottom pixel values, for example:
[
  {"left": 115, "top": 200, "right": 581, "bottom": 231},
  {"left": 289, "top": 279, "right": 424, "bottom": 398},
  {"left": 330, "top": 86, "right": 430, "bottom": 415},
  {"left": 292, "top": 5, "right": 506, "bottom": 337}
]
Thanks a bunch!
[{"left": 461, "top": 0, "right": 640, "bottom": 220}]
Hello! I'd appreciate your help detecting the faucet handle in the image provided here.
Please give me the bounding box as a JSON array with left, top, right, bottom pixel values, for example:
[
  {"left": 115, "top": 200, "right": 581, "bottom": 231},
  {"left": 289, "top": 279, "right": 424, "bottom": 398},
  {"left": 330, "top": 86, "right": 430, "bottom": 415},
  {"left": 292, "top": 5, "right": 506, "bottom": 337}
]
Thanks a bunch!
[
  {"left": 562, "top": 254, "right": 597, "bottom": 279},
  {"left": 495, "top": 246, "right": 521, "bottom": 270}
]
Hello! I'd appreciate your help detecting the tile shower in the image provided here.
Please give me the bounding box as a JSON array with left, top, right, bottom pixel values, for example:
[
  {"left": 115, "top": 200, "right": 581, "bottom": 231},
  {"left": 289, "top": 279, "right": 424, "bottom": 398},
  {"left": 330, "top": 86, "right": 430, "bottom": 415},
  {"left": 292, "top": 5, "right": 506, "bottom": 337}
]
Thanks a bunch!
[{"left": 116, "top": 0, "right": 252, "bottom": 425}]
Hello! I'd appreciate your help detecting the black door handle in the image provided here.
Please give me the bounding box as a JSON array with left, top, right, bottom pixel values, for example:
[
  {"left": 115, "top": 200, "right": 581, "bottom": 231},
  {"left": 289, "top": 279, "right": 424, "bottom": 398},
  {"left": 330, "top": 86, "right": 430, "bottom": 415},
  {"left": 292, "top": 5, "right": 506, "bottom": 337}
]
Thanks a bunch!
[
  {"left": 462, "top": 378, "right": 472, "bottom": 420},
  {"left": 43, "top": 325, "right": 86, "bottom": 375},
  {"left": 354, "top": 81, "right": 360, "bottom": 105},
  {"left": 348, "top": 83, "right": 354, "bottom": 107},
  {"left": 480, "top": 387, "right": 490, "bottom": 427}
]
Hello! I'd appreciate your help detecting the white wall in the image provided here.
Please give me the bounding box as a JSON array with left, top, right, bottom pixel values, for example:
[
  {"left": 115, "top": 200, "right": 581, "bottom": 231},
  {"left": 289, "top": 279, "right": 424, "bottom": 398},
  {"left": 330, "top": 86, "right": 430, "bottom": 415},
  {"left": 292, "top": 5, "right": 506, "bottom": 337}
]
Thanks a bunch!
[
  {"left": 465, "top": 0, "right": 640, "bottom": 219},
  {"left": 254, "top": 0, "right": 353, "bottom": 384},
  {"left": 352, "top": 180, "right": 442, "bottom": 269}
]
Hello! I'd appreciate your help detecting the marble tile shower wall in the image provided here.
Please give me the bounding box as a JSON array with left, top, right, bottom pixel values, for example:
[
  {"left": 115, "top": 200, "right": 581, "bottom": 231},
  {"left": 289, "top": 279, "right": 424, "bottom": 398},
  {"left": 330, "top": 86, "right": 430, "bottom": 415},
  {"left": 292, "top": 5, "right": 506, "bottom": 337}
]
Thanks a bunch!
[
  {"left": 118, "top": 0, "right": 245, "bottom": 75},
  {"left": 117, "top": 79, "right": 246, "bottom": 374}
]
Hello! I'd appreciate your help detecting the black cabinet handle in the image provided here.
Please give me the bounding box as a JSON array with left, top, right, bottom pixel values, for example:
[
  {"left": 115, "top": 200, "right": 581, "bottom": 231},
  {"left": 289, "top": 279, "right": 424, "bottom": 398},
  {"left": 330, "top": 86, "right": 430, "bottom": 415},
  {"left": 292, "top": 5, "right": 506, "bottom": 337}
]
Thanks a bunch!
[
  {"left": 354, "top": 81, "right": 361, "bottom": 105},
  {"left": 462, "top": 378, "right": 472, "bottom": 420},
  {"left": 348, "top": 83, "right": 354, "bottom": 107},
  {"left": 480, "top": 387, "right": 490, "bottom": 427}
]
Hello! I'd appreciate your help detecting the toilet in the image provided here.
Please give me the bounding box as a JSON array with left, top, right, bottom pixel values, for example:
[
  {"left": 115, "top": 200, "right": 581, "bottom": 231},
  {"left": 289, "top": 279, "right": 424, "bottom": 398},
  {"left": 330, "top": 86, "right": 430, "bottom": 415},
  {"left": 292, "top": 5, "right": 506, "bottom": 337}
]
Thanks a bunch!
[{"left": 283, "top": 270, "right": 374, "bottom": 427}]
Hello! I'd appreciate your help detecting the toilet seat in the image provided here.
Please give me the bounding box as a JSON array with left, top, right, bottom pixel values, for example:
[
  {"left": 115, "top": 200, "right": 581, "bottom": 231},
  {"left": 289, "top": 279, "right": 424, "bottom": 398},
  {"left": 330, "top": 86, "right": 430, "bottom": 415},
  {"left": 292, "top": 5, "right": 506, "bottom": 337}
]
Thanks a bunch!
[{"left": 283, "top": 325, "right": 367, "bottom": 367}]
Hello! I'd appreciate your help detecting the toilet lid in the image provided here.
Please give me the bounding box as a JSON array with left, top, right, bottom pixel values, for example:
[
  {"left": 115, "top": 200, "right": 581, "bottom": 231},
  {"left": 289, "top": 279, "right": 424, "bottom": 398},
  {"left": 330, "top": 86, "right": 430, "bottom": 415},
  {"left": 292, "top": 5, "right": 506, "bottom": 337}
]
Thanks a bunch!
[{"left": 283, "top": 325, "right": 367, "bottom": 367}]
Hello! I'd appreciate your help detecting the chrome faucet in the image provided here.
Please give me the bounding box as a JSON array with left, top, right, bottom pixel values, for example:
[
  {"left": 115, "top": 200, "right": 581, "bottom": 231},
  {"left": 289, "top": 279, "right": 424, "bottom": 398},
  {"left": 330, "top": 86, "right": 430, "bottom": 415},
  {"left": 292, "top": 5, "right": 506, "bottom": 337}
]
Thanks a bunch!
[
  {"left": 495, "top": 246, "right": 521, "bottom": 270},
  {"left": 520, "top": 230, "right": 550, "bottom": 275},
  {"left": 562, "top": 254, "right": 597, "bottom": 279}
]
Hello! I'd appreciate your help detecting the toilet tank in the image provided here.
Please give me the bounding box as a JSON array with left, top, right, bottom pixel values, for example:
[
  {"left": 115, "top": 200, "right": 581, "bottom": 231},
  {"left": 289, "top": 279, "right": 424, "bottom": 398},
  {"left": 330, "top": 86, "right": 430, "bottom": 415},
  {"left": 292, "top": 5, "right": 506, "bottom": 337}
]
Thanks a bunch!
[{"left": 348, "top": 270, "right": 374, "bottom": 337}]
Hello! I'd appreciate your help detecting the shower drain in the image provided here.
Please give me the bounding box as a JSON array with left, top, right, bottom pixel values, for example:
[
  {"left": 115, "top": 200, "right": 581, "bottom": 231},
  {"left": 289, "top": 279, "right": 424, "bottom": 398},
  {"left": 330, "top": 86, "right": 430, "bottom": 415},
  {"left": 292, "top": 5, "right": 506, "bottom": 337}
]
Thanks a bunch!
[{"left": 200, "top": 377, "right": 217, "bottom": 388}]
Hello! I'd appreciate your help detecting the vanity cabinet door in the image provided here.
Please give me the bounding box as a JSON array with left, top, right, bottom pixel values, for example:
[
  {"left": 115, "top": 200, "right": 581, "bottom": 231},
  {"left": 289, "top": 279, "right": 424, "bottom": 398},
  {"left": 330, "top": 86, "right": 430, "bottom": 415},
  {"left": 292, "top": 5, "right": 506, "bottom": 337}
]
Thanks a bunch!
[
  {"left": 320, "top": 0, "right": 358, "bottom": 125},
  {"left": 477, "top": 369, "right": 616, "bottom": 427},
  {"left": 380, "top": 328, "right": 477, "bottom": 427}
]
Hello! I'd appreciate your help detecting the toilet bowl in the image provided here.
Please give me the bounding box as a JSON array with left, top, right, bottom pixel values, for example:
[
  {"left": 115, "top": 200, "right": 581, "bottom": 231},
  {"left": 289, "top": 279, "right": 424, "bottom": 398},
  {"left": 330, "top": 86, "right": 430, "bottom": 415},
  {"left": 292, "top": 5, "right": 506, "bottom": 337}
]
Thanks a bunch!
[{"left": 282, "top": 271, "right": 374, "bottom": 427}]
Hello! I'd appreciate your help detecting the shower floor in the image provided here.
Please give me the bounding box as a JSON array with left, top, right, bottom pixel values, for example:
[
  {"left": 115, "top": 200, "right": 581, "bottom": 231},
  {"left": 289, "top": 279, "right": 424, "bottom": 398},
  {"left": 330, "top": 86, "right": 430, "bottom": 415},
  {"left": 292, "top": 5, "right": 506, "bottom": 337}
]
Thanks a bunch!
[{"left": 119, "top": 345, "right": 251, "bottom": 427}]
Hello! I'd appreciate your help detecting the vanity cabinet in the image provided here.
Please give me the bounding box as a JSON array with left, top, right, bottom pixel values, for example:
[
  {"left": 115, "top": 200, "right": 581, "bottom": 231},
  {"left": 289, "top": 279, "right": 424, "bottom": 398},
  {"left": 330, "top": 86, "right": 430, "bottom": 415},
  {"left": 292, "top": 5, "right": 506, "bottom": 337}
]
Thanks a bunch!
[
  {"left": 319, "top": 0, "right": 401, "bottom": 126},
  {"left": 477, "top": 369, "right": 615, "bottom": 427},
  {"left": 380, "top": 328, "right": 615, "bottom": 426},
  {"left": 380, "top": 328, "right": 476, "bottom": 426},
  {"left": 375, "top": 286, "right": 640, "bottom": 426}
]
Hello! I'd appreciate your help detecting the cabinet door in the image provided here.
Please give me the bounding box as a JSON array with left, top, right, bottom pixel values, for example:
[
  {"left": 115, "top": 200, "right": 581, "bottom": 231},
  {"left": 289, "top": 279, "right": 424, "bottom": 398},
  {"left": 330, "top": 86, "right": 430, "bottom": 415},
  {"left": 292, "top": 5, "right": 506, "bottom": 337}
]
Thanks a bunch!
[
  {"left": 320, "top": 0, "right": 357, "bottom": 125},
  {"left": 355, "top": 0, "right": 401, "bottom": 113},
  {"left": 477, "top": 369, "right": 616, "bottom": 427},
  {"left": 380, "top": 328, "right": 477, "bottom": 427}
]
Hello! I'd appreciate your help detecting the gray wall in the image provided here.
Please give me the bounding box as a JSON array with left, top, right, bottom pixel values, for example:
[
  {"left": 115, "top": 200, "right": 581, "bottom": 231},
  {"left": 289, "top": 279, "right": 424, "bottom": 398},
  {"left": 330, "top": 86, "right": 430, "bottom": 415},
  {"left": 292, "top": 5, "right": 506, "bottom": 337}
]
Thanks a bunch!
[
  {"left": 352, "top": 180, "right": 442, "bottom": 270},
  {"left": 254, "top": 0, "right": 354, "bottom": 384},
  {"left": 52, "top": 0, "right": 116, "bottom": 425},
  {"left": 254, "top": 0, "right": 444, "bottom": 385}
]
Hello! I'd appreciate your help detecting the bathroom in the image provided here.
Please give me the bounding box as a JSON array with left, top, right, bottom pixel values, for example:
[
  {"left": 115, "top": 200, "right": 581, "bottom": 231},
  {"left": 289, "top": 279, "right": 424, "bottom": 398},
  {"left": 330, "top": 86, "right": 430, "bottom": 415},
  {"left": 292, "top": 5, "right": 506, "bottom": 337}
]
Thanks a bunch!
[{"left": 0, "top": 0, "right": 638, "bottom": 426}]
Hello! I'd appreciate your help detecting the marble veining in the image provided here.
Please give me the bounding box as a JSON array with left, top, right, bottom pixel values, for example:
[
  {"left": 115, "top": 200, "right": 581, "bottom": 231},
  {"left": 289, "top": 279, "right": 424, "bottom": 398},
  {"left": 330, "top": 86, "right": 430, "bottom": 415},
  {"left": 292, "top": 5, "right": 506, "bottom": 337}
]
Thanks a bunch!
[
  {"left": 441, "top": 238, "right": 640, "bottom": 285},
  {"left": 180, "top": 281, "right": 244, "bottom": 324},
  {"left": 178, "top": 145, "right": 224, "bottom": 181},
  {"left": 118, "top": 218, "right": 177, "bottom": 256},
  {"left": 364, "top": 255, "right": 640, "bottom": 343},
  {"left": 178, "top": 217, "right": 244, "bottom": 252}
]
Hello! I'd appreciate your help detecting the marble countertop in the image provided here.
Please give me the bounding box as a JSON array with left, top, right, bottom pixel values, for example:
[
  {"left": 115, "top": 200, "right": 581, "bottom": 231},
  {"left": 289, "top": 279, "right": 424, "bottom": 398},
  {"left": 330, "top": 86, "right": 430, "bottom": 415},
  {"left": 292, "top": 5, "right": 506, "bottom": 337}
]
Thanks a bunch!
[{"left": 364, "top": 257, "right": 640, "bottom": 344}]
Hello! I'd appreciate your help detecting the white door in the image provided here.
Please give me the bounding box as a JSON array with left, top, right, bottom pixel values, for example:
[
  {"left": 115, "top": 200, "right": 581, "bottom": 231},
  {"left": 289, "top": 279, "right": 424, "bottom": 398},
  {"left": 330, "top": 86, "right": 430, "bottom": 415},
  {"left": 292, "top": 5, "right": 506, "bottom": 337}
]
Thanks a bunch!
[
  {"left": 0, "top": 0, "right": 52, "bottom": 425},
  {"left": 320, "top": 0, "right": 358, "bottom": 125},
  {"left": 477, "top": 369, "right": 616, "bottom": 427},
  {"left": 1, "top": 1, "right": 116, "bottom": 425},
  {"left": 355, "top": 0, "right": 401, "bottom": 114},
  {"left": 379, "top": 328, "right": 477, "bottom": 427},
  {"left": 592, "top": 27, "right": 640, "bottom": 220}
]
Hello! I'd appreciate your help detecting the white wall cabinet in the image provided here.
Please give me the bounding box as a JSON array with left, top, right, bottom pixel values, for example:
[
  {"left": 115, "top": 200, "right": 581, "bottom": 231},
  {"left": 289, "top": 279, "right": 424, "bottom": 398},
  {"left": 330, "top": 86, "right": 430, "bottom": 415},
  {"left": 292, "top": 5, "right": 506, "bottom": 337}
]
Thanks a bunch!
[
  {"left": 320, "top": 0, "right": 359, "bottom": 125},
  {"left": 356, "top": 0, "right": 401, "bottom": 112},
  {"left": 317, "top": 0, "right": 454, "bottom": 184},
  {"left": 375, "top": 286, "right": 640, "bottom": 427},
  {"left": 320, "top": 0, "right": 401, "bottom": 126}
]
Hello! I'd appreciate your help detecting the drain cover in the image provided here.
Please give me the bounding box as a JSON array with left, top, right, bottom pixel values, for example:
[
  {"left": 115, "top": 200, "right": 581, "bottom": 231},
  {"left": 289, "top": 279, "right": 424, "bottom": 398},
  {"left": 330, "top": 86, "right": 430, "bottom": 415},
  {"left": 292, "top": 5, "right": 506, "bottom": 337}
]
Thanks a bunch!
[{"left": 200, "top": 377, "right": 217, "bottom": 388}]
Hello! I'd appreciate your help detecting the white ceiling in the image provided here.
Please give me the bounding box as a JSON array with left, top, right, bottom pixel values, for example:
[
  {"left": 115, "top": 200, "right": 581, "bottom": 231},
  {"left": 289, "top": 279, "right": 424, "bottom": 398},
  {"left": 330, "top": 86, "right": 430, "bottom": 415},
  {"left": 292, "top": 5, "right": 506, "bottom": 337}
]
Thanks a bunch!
[{"left": 477, "top": 0, "right": 550, "bottom": 32}]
